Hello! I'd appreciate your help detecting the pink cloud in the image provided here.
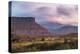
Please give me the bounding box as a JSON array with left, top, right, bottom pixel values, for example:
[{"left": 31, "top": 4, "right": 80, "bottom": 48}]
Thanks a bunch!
[{"left": 44, "top": 16, "right": 78, "bottom": 26}]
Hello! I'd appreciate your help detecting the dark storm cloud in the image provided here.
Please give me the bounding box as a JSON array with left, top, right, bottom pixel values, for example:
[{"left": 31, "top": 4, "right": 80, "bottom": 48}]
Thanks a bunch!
[
  {"left": 57, "top": 5, "right": 78, "bottom": 17},
  {"left": 57, "top": 6, "right": 71, "bottom": 16}
]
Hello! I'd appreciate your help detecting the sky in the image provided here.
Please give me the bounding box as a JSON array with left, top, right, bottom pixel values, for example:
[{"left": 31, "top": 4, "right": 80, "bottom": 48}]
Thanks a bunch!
[{"left": 10, "top": 1, "right": 78, "bottom": 29}]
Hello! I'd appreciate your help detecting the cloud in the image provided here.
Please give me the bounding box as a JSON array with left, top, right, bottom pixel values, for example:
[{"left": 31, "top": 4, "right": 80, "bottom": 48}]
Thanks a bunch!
[
  {"left": 44, "top": 15, "right": 77, "bottom": 26},
  {"left": 35, "top": 6, "right": 57, "bottom": 16},
  {"left": 57, "top": 5, "right": 78, "bottom": 17},
  {"left": 33, "top": 6, "right": 58, "bottom": 23},
  {"left": 11, "top": 1, "right": 78, "bottom": 26},
  {"left": 33, "top": 5, "right": 78, "bottom": 26}
]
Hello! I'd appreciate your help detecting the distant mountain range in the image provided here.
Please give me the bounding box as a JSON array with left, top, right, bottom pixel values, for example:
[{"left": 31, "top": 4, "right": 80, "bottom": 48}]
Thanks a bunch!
[
  {"left": 11, "top": 17, "right": 78, "bottom": 36},
  {"left": 51, "top": 25, "right": 78, "bottom": 35},
  {"left": 39, "top": 22, "right": 78, "bottom": 35}
]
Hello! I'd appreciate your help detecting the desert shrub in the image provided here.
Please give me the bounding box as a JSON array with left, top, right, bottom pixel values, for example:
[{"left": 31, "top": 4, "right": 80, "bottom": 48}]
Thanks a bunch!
[
  {"left": 41, "top": 38, "right": 45, "bottom": 41},
  {"left": 11, "top": 38, "right": 78, "bottom": 53}
]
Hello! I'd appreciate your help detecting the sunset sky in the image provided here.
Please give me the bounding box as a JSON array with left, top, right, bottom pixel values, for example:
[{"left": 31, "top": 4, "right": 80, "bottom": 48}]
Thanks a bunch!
[{"left": 11, "top": 1, "right": 78, "bottom": 29}]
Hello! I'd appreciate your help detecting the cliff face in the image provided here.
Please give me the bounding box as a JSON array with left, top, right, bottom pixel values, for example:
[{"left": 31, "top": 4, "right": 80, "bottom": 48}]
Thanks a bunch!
[
  {"left": 11, "top": 17, "right": 53, "bottom": 36},
  {"left": 11, "top": 17, "right": 35, "bottom": 23}
]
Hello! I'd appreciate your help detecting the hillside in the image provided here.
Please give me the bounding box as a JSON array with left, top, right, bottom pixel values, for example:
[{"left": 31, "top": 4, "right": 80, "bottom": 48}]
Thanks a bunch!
[{"left": 11, "top": 17, "right": 53, "bottom": 36}]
